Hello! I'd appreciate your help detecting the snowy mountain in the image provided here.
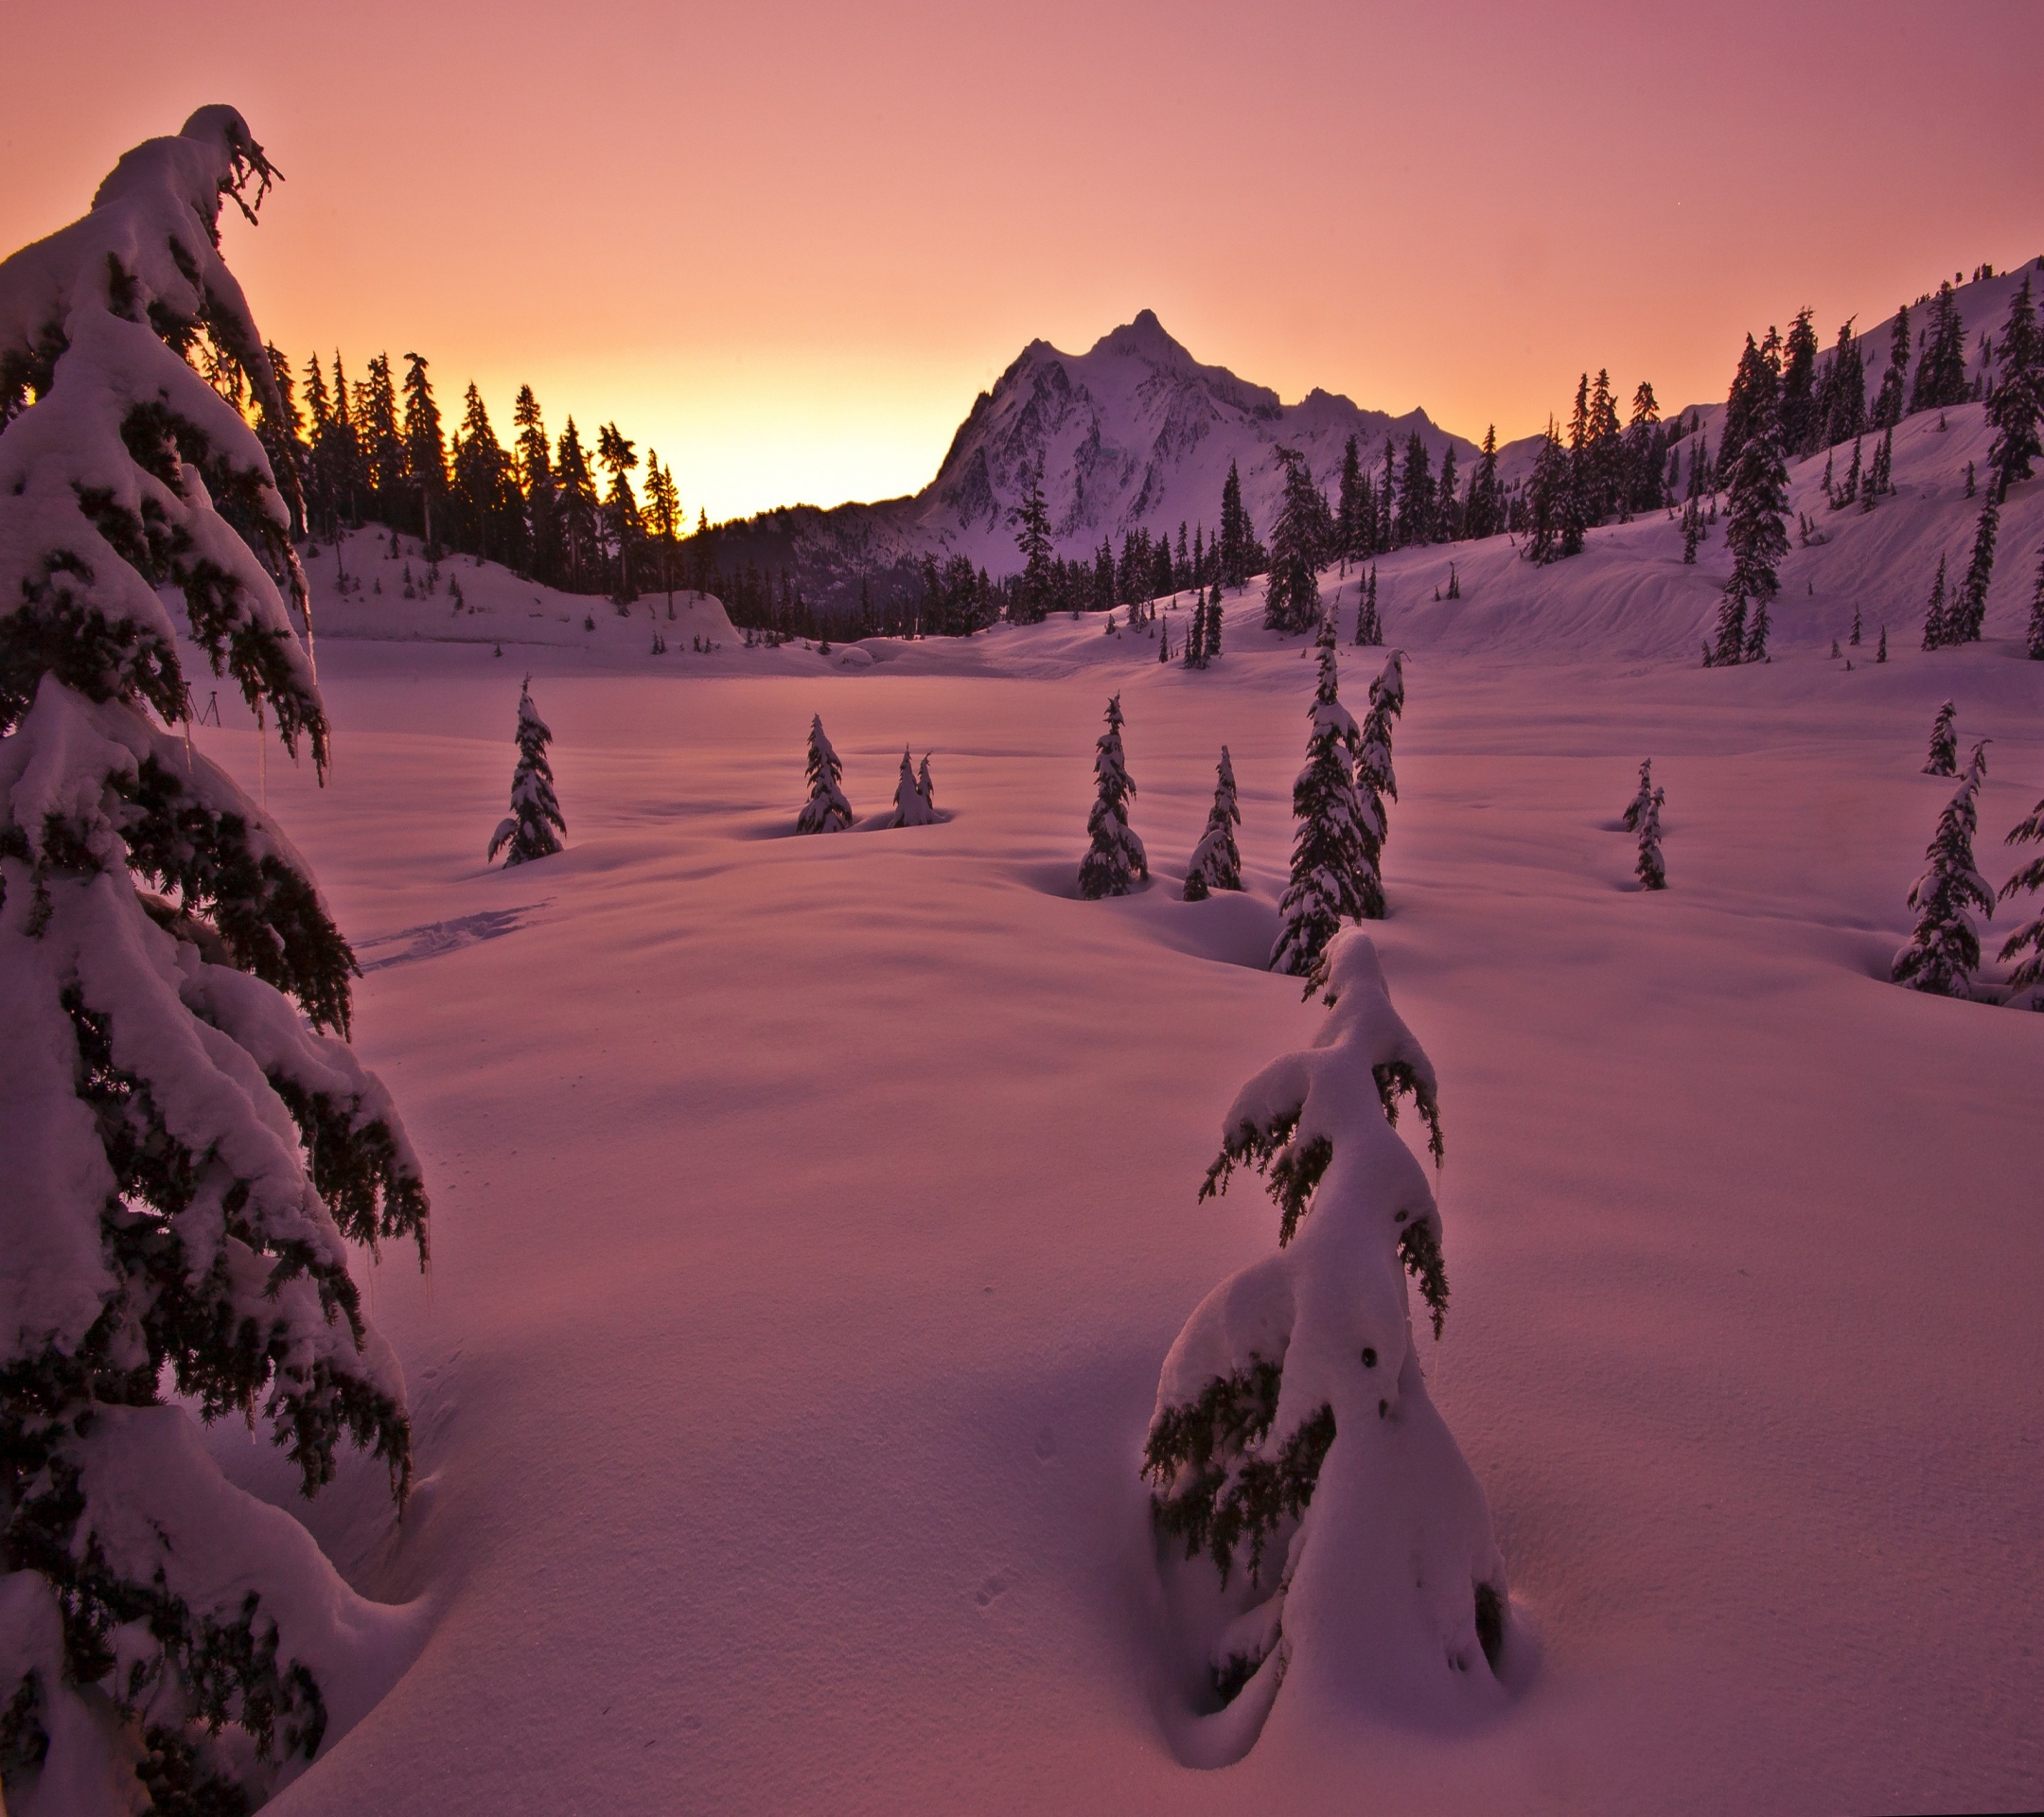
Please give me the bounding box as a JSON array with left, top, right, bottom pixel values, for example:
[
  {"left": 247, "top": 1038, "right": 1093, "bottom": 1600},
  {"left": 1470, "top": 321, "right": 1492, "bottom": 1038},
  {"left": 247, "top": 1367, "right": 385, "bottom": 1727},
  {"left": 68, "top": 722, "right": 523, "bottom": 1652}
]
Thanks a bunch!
[{"left": 695, "top": 310, "right": 1476, "bottom": 608}]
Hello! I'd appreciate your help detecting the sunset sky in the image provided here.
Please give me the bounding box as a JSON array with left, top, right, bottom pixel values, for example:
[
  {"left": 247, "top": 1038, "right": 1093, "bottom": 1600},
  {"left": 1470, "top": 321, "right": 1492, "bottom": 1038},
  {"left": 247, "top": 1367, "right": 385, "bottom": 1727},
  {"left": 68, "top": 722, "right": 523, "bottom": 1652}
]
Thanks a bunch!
[{"left": 9, "top": 0, "right": 2041, "bottom": 524}]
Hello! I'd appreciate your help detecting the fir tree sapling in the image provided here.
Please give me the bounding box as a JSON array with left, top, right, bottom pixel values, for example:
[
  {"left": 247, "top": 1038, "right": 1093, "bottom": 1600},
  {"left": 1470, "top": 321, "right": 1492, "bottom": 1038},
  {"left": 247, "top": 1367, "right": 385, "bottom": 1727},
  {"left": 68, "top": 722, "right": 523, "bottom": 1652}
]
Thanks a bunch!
[
  {"left": 1144, "top": 933, "right": 1507, "bottom": 1750},
  {"left": 918, "top": 753, "right": 936, "bottom": 814},
  {"left": 1077, "top": 695, "right": 1147, "bottom": 897},
  {"left": 1271, "top": 629, "right": 1369, "bottom": 987},
  {"left": 1996, "top": 789, "right": 2044, "bottom": 1007},
  {"left": 488, "top": 679, "right": 567, "bottom": 864},
  {"left": 1183, "top": 747, "right": 1243, "bottom": 902},
  {"left": 1621, "top": 759, "right": 1654, "bottom": 833},
  {"left": 1877, "top": 626, "right": 1889, "bottom": 662},
  {"left": 890, "top": 746, "right": 938, "bottom": 828},
  {"left": 1922, "top": 700, "right": 1959, "bottom": 778},
  {"left": 1636, "top": 785, "right": 1666, "bottom": 891},
  {"left": 1354, "top": 650, "right": 1406, "bottom": 924},
  {"left": 795, "top": 714, "right": 854, "bottom": 833},
  {"left": 0, "top": 108, "right": 430, "bottom": 1810},
  {"left": 1920, "top": 555, "right": 1951, "bottom": 650},
  {"left": 1893, "top": 741, "right": 1994, "bottom": 998}
]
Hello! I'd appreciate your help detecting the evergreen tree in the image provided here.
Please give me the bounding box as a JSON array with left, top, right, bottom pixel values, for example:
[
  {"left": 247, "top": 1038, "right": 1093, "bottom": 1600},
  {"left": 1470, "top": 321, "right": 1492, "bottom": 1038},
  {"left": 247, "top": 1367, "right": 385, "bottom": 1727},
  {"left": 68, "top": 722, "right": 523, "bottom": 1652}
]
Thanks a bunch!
[
  {"left": 1218, "top": 460, "right": 1253, "bottom": 589},
  {"left": 1922, "top": 699, "right": 1959, "bottom": 777},
  {"left": 1718, "top": 330, "right": 1782, "bottom": 474},
  {"left": 1713, "top": 400, "right": 1788, "bottom": 663},
  {"left": 1464, "top": 425, "right": 1502, "bottom": 539},
  {"left": 1818, "top": 318, "right": 1866, "bottom": 449},
  {"left": 1621, "top": 758, "right": 1654, "bottom": 833},
  {"left": 1635, "top": 785, "right": 1666, "bottom": 891},
  {"left": 1910, "top": 281, "right": 1970, "bottom": 415},
  {"left": 513, "top": 385, "right": 559, "bottom": 585},
  {"left": 1336, "top": 432, "right": 1367, "bottom": 559},
  {"left": 1394, "top": 430, "right": 1434, "bottom": 547},
  {"left": 890, "top": 746, "right": 938, "bottom": 828},
  {"left": 450, "top": 381, "right": 517, "bottom": 567},
  {"left": 1009, "top": 465, "right": 1053, "bottom": 622},
  {"left": 1434, "top": 443, "right": 1460, "bottom": 540},
  {"left": 2030, "top": 545, "right": 2044, "bottom": 661},
  {"left": 795, "top": 714, "right": 853, "bottom": 833},
  {"left": 1878, "top": 625, "right": 1889, "bottom": 662},
  {"left": 1868, "top": 422, "right": 1894, "bottom": 500},
  {"left": 555, "top": 418, "right": 599, "bottom": 591},
  {"left": 595, "top": 422, "right": 640, "bottom": 603},
  {"left": 1354, "top": 649, "right": 1404, "bottom": 923},
  {"left": 1524, "top": 422, "right": 1571, "bottom": 564},
  {"left": 1623, "top": 384, "right": 1664, "bottom": 515},
  {"left": 1182, "top": 746, "right": 1243, "bottom": 901},
  {"left": 1953, "top": 492, "right": 2000, "bottom": 643},
  {"left": 1145, "top": 933, "right": 1503, "bottom": 1738},
  {"left": 1778, "top": 308, "right": 1820, "bottom": 454},
  {"left": 1892, "top": 741, "right": 1994, "bottom": 997},
  {"left": 1921, "top": 554, "right": 1952, "bottom": 650},
  {"left": 918, "top": 753, "right": 936, "bottom": 813},
  {"left": 0, "top": 108, "right": 430, "bottom": 1811},
  {"left": 644, "top": 455, "right": 681, "bottom": 613},
  {"left": 1984, "top": 275, "right": 2042, "bottom": 502},
  {"left": 1207, "top": 586, "right": 1225, "bottom": 659},
  {"left": 488, "top": 679, "right": 567, "bottom": 863},
  {"left": 1270, "top": 632, "right": 1368, "bottom": 987},
  {"left": 356, "top": 350, "right": 405, "bottom": 518},
  {"left": 400, "top": 350, "right": 445, "bottom": 550},
  {"left": 1996, "top": 788, "right": 2044, "bottom": 1005},
  {"left": 1872, "top": 304, "right": 1911, "bottom": 429},
  {"left": 1077, "top": 696, "right": 1146, "bottom": 896},
  {"left": 1263, "top": 449, "right": 1324, "bottom": 633}
]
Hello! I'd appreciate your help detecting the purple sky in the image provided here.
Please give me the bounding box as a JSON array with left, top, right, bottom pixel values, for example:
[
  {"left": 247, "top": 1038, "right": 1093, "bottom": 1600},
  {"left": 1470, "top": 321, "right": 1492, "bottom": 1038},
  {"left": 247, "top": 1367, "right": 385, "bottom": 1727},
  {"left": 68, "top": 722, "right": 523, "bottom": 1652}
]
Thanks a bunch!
[{"left": 8, "top": 0, "right": 2041, "bottom": 520}]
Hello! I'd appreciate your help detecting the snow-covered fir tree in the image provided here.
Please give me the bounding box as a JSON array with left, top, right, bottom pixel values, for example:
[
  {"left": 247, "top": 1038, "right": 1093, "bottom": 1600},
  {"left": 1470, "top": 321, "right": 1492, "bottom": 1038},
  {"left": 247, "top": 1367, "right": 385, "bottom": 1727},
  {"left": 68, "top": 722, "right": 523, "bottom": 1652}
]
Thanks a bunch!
[
  {"left": 1922, "top": 700, "right": 1959, "bottom": 777},
  {"left": 917, "top": 753, "right": 936, "bottom": 814},
  {"left": 1621, "top": 759, "right": 1654, "bottom": 832},
  {"left": 1270, "top": 629, "right": 1369, "bottom": 986},
  {"left": 1145, "top": 933, "right": 1507, "bottom": 1750},
  {"left": 1262, "top": 450, "right": 1325, "bottom": 634},
  {"left": 1952, "top": 493, "right": 1999, "bottom": 644},
  {"left": 1352, "top": 565, "right": 1382, "bottom": 645},
  {"left": 795, "top": 714, "right": 854, "bottom": 833},
  {"left": 1893, "top": 740, "right": 1994, "bottom": 998},
  {"left": 1636, "top": 785, "right": 1666, "bottom": 891},
  {"left": 1077, "top": 695, "right": 1147, "bottom": 897},
  {"left": 1921, "top": 555, "right": 1952, "bottom": 649},
  {"left": 1985, "top": 275, "right": 2042, "bottom": 504},
  {"left": 2031, "top": 548, "right": 2044, "bottom": 661},
  {"left": 1997, "top": 789, "right": 2044, "bottom": 1007},
  {"left": 1712, "top": 404, "right": 1788, "bottom": 664},
  {"left": 890, "top": 746, "right": 937, "bottom": 828},
  {"left": 0, "top": 108, "right": 430, "bottom": 1813},
  {"left": 1354, "top": 649, "right": 1405, "bottom": 924},
  {"left": 488, "top": 679, "right": 566, "bottom": 864},
  {"left": 1182, "top": 747, "right": 1243, "bottom": 901}
]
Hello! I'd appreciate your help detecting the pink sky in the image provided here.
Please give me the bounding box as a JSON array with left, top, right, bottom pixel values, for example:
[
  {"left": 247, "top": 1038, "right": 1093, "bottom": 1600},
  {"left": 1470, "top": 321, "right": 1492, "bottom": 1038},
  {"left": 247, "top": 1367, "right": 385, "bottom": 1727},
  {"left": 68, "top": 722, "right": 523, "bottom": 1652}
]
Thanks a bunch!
[{"left": 8, "top": 0, "right": 2040, "bottom": 522}]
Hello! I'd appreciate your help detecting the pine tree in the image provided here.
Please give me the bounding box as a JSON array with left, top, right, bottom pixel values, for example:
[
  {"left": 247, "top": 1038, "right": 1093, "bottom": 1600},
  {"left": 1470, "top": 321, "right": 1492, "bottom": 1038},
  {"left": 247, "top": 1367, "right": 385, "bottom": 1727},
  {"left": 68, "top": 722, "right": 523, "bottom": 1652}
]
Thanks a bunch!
[
  {"left": 644, "top": 456, "right": 681, "bottom": 614},
  {"left": 1635, "top": 786, "right": 1666, "bottom": 890},
  {"left": 400, "top": 350, "right": 445, "bottom": 550},
  {"left": 513, "top": 385, "right": 559, "bottom": 585},
  {"left": 1336, "top": 433, "right": 1367, "bottom": 560},
  {"left": 1779, "top": 308, "right": 1820, "bottom": 454},
  {"left": 1996, "top": 788, "right": 2044, "bottom": 1005},
  {"left": 595, "top": 422, "right": 640, "bottom": 603},
  {"left": 555, "top": 417, "right": 599, "bottom": 591},
  {"left": 1207, "top": 586, "right": 1225, "bottom": 659},
  {"left": 1182, "top": 747, "right": 1243, "bottom": 901},
  {"left": 1922, "top": 700, "right": 1959, "bottom": 776},
  {"left": 890, "top": 746, "right": 937, "bottom": 828},
  {"left": 796, "top": 714, "right": 854, "bottom": 833},
  {"left": 1270, "top": 628, "right": 1370, "bottom": 987},
  {"left": 1524, "top": 422, "right": 1571, "bottom": 564},
  {"left": 1263, "top": 449, "right": 1325, "bottom": 633},
  {"left": 1718, "top": 331, "right": 1781, "bottom": 474},
  {"left": 1077, "top": 696, "right": 1146, "bottom": 896},
  {"left": 357, "top": 350, "right": 405, "bottom": 511},
  {"left": 918, "top": 752, "right": 936, "bottom": 811},
  {"left": 0, "top": 108, "right": 429, "bottom": 1811},
  {"left": 1878, "top": 625, "right": 1889, "bottom": 662},
  {"left": 1434, "top": 443, "right": 1460, "bottom": 541},
  {"left": 1714, "top": 403, "right": 1789, "bottom": 663},
  {"left": 1464, "top": 425, "right": 1502, "bottom": 538},
  {"left": 489, "top": 679, "right": 567, "bottom": 863},
  {"left": 1851, "top": 603, "right": 1862, "bottom": 645},
  {"left": 1354, "top": 649, "right": 1404, "bottom": 923},
  {"left": 1145, "top": 933, "right": 1504, "bottom": 1740},
  {"left": 1623, "top": 383, "right": 1664, "bottom": 515},
  {"left": 1953, "top": 492, "right": 2000, "bottom": 643},
  {"left": 1818, "top": 318, "right": 1866, "bottom": 449},
  {"left": 1893, "top": 741, "right": 1994, "bottom": 997},
  {"left": 2030, "top": 546, "right": 2044, "bottom": 661},
  {"left": 1219, "top": 460, "right": 1253, "bottom": 589},
  {"left": 1621, "top": 759, "right": 1654, "bottom": 832},
  {"left": 1872, "top": 304, "right": 1911, "bottom": 429},
  {"left": 1922, "top": 555, "right": 1952, "bottom": 650},
  {"left": 1984, "top": 275, "right": 2042, "bottom": 502},
  {"left": 1910, "top": 281, "right": 1970, "bottom": 415},
  {"left": 1008, "top": 465, "right": 1053, "bottom": 622}
]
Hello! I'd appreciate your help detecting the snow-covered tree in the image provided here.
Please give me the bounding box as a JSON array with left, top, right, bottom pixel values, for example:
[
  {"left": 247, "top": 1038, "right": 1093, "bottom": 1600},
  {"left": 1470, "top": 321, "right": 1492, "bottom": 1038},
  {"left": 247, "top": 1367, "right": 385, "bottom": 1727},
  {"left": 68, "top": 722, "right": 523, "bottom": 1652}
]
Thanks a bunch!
[
  {"left": 0, "top": 108, "right": 430, "bottom": 1812},
  {"left": 1144, "top": 933, "right": 1507, "bottom": 1751},
  {"left": 1997, "top": 790, "right": 2044, "bottom": 1007},
  {"left": 1636, "top": 785, "right": 1666, "bottom": 891},
  {"left": 1077, "top": 695, "right": 1146, "bottom": 897},
  {"left": 1922, "top": 700, "right": 1959, "bottom": 778},
  {"left": 1354, "top": 650, "right": 1405, "bottom": 923},
  {"left": 795, "top": 714, "right": 853, "bottom": 834},
  {"left": 1182, "top": 747, "right": 1242, "bottom": 901},
  {"left": 1620, "top": 759, "right": 1654, "bottom": 832},
  {"left": 488, "top": 679, "right": 566, "bottom": 864},
  {"left": 1262, "top": 450, "right": 1323, "bottom": 634},
  {"left": 1951, "top": 493, "right": 1999, "bottom": 644},
  {"left": 1893, "top": 740, "right": 1994, "bottom": 998},
  {"left": 1985, "top": 275, "right": 2042, "bottom": 503},
  {"left": 890, "top": 746, "right": 937, "bottom": 828},
  {"left": 2031, "top": 547, "right": 2044, "bottom": 662},
  {"left": 1271, "top": 634, "right": 1369, "bottom": 986},
  {"left": 1712, "top": 407, "right": 1788, "bottom": 664},
  {"left": 917, "top": 753, "right": 936, "bottom": 814},
  {"left": 1352, "top": 565, "right": 1382, "bottom": 645}
]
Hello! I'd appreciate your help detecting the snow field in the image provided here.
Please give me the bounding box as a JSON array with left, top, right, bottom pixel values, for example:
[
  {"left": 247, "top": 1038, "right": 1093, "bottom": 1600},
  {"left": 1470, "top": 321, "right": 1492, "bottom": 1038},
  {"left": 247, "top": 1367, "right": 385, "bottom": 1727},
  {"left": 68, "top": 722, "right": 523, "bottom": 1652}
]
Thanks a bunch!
[{"left": 171, "top": 536, "right": 2044, "bottom": 1811}]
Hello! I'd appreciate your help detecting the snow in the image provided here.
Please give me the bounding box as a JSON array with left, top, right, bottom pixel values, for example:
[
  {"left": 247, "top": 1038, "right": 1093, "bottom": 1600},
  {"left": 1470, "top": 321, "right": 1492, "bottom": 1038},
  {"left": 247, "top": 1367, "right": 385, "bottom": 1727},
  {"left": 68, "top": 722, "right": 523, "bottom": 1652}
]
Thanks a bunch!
[{"left": 93, "top": 397, "right": 2035, "bottom": 1815}]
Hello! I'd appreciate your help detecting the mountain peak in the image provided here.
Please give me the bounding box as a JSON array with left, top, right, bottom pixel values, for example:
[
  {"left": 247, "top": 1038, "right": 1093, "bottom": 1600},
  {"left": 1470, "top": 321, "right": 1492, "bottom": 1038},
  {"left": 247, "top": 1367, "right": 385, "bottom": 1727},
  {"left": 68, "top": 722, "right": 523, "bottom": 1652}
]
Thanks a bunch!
[{"left": 1090, "top": 309, "right": 1191, "bottom": 365}]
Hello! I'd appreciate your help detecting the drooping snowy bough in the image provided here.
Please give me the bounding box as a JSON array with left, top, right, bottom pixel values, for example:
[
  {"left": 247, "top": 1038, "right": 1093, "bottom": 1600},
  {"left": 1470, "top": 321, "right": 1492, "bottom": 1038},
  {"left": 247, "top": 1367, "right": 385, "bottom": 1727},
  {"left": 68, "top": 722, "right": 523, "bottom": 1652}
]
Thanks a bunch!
[
  {"left": 0, "top": 109, "right": 428, "bottom": 1813},
  {"left": 1144, "top": 933, "right": 1508, "bottom": 1760}
]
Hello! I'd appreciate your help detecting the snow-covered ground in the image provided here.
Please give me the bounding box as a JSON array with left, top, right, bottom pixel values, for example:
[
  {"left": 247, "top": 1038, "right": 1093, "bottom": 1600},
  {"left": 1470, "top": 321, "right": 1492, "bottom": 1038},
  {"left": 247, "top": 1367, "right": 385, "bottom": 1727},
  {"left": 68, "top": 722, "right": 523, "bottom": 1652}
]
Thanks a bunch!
[{"left": 180, "top": 417, "right": 2042, "bottom": 1815}]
